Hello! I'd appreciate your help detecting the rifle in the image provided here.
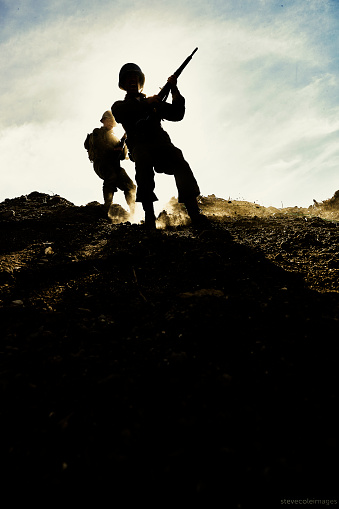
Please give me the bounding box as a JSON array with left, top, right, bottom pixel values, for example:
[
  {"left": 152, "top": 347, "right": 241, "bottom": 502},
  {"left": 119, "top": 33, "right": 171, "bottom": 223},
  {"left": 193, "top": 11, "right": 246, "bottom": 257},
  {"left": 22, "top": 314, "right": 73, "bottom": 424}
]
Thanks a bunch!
[
  {"left": 157, "top": 47, "right": 198, "bottom": 102},
  {"left": 135, "top": 47, "right": 198, "bottom": 132}
]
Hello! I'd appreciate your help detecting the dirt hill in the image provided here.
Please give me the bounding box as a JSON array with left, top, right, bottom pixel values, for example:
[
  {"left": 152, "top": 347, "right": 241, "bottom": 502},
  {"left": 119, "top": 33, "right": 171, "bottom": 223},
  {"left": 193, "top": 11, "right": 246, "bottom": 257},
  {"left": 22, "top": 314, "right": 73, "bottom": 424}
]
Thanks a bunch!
[{"left": 0, "top": 191, "right": 338, "bottom": 506}]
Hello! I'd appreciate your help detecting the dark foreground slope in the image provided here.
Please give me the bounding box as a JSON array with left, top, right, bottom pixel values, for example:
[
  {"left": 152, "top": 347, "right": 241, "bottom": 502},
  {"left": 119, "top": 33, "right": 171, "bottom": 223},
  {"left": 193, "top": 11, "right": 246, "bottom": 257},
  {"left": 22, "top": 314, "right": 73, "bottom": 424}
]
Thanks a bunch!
[{"left": 0, "top": 193, "right": 338, "bottom": 506}]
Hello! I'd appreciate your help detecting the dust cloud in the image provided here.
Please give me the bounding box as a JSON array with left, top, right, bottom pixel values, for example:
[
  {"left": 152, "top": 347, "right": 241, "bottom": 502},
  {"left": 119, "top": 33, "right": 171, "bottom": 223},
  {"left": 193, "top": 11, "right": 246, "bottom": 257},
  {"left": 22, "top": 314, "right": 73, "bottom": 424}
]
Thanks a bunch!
[
  {"left": 102, "top": 190, "right": 339, "bottom": 227},
  {"left": 156, "top": 197, "right": 190, "bottom": 228}
]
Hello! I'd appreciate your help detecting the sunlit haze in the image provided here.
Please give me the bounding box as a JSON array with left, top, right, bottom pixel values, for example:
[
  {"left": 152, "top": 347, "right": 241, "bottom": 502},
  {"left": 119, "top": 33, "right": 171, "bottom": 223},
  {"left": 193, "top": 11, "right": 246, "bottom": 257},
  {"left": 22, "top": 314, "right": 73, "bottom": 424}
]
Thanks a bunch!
[{"left": 1, "top": 0, "right": 338, "bottom": 215}]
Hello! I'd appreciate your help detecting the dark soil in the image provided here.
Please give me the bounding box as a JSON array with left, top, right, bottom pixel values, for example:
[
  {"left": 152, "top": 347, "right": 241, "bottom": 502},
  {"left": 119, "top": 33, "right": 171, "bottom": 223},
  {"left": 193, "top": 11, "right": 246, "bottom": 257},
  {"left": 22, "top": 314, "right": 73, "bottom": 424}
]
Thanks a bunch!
[{"left": 0, "top": 192, "right": 338, "bottom": 506}]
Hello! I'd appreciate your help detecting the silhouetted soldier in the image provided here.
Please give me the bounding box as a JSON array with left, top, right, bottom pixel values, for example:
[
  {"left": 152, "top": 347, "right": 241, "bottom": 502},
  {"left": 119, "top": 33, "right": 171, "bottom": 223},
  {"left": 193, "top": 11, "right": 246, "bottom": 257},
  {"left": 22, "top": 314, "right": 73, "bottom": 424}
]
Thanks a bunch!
[
  {"left": 111, "top": 64, "right": 208, "bottom": 229},
  {"left": 89, "top": 110, "right": 136, "bottom": 218}
]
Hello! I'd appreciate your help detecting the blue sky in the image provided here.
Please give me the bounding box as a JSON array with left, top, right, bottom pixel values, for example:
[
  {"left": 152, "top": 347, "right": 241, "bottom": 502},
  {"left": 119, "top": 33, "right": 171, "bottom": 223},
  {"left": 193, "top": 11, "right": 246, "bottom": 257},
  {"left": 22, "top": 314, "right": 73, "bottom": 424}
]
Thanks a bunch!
[{"left": 1, "top": 0, "right": 338, "bottom": 212}]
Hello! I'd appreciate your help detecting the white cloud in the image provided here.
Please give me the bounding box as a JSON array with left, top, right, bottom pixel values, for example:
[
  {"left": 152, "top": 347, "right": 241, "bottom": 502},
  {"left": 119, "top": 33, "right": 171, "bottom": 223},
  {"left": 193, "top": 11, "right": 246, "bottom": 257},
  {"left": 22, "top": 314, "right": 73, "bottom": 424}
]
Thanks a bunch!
[{"left": 1, "top": 0, "right": 339, "bottom": 209}]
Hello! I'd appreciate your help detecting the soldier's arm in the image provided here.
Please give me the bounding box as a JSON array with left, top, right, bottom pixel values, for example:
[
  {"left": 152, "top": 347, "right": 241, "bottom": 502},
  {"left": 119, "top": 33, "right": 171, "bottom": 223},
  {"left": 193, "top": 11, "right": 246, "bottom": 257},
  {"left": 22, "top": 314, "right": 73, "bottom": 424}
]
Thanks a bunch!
[
  {"left": 160, "top": 75, "right": 185, "bottom": 121},
  {"left": 167, "top": 75, "right": 181, "bottom": 101},
  {"left": 111, "top": 102, "right": 123, "bottom": 123}
]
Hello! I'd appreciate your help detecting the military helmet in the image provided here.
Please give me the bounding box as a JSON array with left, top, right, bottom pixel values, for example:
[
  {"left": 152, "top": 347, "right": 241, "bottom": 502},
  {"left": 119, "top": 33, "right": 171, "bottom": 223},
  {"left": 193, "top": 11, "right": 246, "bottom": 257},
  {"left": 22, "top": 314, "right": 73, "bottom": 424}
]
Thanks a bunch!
[
  {"left": 118, "top": 63, "right": 145, "bottom": 90},
  {"left": 100, "top": 110, "right": 117, "bottom": 126}
]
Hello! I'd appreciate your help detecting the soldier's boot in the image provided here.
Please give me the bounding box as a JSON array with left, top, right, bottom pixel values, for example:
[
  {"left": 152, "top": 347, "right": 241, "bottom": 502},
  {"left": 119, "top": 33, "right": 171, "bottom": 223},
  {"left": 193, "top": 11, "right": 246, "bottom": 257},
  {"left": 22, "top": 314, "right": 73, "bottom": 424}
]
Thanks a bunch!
[
  {"left": 142, "top": 201, "right": 156, "bottom": 229},
  {"left": 184, "top": 198, "right": 210, "bottom": 228}
]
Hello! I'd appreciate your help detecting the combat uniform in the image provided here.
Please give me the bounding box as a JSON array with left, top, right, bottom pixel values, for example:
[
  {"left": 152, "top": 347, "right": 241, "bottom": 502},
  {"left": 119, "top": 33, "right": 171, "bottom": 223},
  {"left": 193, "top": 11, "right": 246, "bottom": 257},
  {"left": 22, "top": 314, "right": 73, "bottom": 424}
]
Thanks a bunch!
[
  {"left": 92, "top": 126, "right": 136, "bottom": 211},
  {"left": 111, "top": 91, "right": 200, "bottom": 205}
]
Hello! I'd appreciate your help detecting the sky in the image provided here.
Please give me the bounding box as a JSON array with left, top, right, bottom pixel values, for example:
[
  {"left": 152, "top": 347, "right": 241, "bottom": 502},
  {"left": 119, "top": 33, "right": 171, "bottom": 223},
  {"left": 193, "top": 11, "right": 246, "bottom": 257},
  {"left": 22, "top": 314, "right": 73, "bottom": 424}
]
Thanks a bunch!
[{"left": 1, "top": 0, "right": 339, "bottom": 214}]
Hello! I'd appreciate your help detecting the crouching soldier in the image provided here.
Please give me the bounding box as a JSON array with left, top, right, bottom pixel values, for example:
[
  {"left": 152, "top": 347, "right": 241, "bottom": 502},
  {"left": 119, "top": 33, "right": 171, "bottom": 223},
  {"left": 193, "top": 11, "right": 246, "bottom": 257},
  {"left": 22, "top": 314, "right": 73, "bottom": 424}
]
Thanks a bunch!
[
  {"left": 111, "top": 63, "right": 209, "bottom": 229},
  {"left": 87, "top": 110, "right": 136, "bottom": 219}
]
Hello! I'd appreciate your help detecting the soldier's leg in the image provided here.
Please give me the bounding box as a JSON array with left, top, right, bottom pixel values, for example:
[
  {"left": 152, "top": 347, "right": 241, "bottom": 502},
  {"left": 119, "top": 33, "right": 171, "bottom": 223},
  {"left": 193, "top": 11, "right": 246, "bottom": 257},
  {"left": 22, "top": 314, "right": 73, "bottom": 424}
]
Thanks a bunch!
[
  {"left": 173, "top": 154, "right": 200, "bottom": 205},
  {"left": 101, "top": 162, "right": 118, "bottom": 215},
  {"left": 142, "top": 201, "right": 156, "bottom": 229},
  {"left": 155, "top": 144, "right": 199, "bottom": 201},
  {"left": 131, "top": 144, "right": 158, "bottom": 228},
  {"left": 156, "top": 144, "right": 207, "bottom": 225},
  {"left": 126, "top": 189, "right": 136, "bottom": 218},
  {"left": 102, "top": 183, "right": 115, "bottom": 213},
  {"left": 116, "top": 168, "right": 136, "bottom": 218},
  {"left": 131, "top": 144, "right": 158, "bottom": 203}
]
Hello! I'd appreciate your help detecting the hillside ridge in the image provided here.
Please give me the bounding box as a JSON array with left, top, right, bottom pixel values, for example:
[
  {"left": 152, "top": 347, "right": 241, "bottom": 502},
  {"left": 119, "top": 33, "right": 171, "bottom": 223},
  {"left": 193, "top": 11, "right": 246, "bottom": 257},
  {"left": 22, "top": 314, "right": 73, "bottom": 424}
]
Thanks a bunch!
[{"left": 0, "top": 190, "right": 338, "bottom": 503}]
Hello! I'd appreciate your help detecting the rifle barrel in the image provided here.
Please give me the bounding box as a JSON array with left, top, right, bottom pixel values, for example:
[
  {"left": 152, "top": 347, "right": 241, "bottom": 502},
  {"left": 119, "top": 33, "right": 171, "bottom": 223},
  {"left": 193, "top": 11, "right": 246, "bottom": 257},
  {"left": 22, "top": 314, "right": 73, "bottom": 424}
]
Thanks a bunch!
[
  {"left": 158, "top": 48, "right": 198, "bottom": 101},
  {"left": 174, "top": 47, "right": 198, "bottom": 77}
]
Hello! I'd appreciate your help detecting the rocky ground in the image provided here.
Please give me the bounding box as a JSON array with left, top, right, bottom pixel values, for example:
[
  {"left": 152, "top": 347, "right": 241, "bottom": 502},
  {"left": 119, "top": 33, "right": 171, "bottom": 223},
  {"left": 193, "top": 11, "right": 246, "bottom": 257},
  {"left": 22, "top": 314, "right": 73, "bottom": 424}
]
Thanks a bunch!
[{"left": 0, "top": 191, "right": 338, "bottom": 506}]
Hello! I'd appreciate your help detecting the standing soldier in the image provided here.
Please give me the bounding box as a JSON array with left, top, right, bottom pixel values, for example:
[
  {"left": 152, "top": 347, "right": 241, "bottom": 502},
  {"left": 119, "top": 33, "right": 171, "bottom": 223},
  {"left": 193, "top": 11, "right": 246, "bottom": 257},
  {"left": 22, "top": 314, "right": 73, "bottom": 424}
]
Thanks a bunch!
[
  {"left": 86, "top": 110, "right": 136, "bottom": 219},
  {"left": 111, "top": 63, "right": 209, "bottom": 229}
]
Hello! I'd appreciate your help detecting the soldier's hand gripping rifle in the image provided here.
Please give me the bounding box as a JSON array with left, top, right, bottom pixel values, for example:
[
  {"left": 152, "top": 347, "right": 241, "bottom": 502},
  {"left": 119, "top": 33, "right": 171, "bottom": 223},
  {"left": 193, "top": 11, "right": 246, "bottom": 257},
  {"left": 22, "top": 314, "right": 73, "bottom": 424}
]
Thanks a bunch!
[{"left": 156, "top": 47, "right": 198, "bottom": 102}]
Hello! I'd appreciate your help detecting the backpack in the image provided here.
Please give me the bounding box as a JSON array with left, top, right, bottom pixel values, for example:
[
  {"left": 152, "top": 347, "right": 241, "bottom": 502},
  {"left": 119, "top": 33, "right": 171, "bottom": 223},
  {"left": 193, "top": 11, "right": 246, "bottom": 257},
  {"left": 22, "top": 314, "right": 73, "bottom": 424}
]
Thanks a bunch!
[{"left": 84, "top": 132, "right": 95, "bottom": 162}]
